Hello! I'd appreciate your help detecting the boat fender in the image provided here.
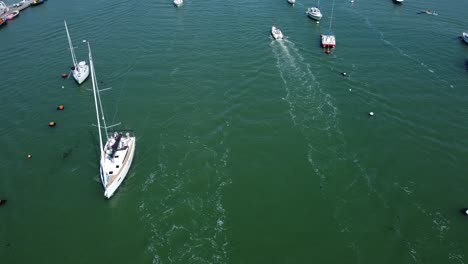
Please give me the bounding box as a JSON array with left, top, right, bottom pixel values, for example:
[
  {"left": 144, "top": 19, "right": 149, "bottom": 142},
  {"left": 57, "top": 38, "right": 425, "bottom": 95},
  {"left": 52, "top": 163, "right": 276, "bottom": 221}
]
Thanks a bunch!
[
  {"left": 57, "top": 105, "right": 64, "bottom": 110},
  {"left": 49, "top": 121, "right": 56, "bottom": 127},
  {"left": 61, "top": 73, "right": 68, "bottom": 78}
]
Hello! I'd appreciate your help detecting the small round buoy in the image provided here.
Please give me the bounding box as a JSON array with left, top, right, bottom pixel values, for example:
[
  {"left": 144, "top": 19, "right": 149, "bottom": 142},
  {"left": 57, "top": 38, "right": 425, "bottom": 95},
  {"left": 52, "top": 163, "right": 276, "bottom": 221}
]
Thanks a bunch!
[
  {"left": 27, "top": 154, "right": 32, "bottom": 159},
  {"left": 61, "top": 86, "right": 65, "bottom": 89},
  {"left": 49, "top": 121, "right": 56, "bottom": 127},
  {"left": 61, "top": 73, "right": 68, "bottom": 78},
  {"left": 349, "top": 88, "right": 352, "bottom": 92},
  {"left": 316, "top": 21, "right": 319, "bottom": 24},
  {"left": 57, "top": 105, "right": 64, "bottom": 110},
  {"left": 342, "top": 72, "right": 347, "bottom": 77},
  {"left": 369, "top": 112, "right": 374, "bottom": 116}
]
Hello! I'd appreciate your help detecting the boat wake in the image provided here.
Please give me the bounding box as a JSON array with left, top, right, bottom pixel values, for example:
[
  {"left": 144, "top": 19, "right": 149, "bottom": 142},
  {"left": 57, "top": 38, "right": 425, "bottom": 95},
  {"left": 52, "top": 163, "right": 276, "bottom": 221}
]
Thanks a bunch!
[{"left": 138, "top": 124, "right": 231, "bottom": 264}]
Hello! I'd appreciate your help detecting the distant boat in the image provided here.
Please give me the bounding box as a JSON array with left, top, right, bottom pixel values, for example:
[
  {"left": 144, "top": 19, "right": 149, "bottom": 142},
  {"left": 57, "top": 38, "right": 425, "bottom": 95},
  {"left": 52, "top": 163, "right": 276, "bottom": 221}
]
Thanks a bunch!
[
  {"left": 87, "top": 42, "right": 136, "bottom": 199},
  {"left": 306, "top": 6, "right": 322, "bottom": 21},
  {"left": 463, "top": 32, "right": 468, "bottom": 44},
  {"left": 288, "top": 0, "right": 295, "bottom": 5},
  {"left": 271, "top": 26, "right": 284, "bottom": 40},
  {"left": 6, "top": 10, "right": 19, "bottom": 20},
  {"left": 0, "top": 17, "right": 7, "bottom": 27},
  {"left": 31, "top": 0, "right": 44, "bottom": 6},
  {"left": 418, "top": 10, "right": 438, "bottom": 15},
  {"left": 64, "top": 20, "right": 90, "bottom": 85},
  {"left": 173, "top": 0, "right": 183, "bottom": 7}
]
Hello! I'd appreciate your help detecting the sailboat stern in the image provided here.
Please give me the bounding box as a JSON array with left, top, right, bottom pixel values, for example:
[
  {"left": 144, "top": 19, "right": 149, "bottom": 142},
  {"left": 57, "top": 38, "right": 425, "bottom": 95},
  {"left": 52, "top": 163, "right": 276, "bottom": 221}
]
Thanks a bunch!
[
  {"left": 101, "top": 133, "right": 136, "bottom": 199},
  {"left": 72, "top": 61, "right": 90, "bottom": 84}
]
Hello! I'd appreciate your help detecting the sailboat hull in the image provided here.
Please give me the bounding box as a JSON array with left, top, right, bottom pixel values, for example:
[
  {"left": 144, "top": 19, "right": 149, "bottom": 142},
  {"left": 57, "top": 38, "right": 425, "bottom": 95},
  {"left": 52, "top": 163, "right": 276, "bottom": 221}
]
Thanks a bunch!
[
  {"left": 72, "top": 62, "right": 90, "bottom": 84},
  {"left": 101, "top": 135, "right": 136, "bottom": 199}
]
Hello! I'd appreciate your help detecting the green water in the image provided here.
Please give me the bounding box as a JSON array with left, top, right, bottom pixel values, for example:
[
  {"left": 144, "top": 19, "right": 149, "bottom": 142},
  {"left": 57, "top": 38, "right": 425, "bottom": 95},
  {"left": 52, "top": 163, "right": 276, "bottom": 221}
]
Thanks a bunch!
[{"left": 1, "top": 0, "right": 468, "bottom": 263}]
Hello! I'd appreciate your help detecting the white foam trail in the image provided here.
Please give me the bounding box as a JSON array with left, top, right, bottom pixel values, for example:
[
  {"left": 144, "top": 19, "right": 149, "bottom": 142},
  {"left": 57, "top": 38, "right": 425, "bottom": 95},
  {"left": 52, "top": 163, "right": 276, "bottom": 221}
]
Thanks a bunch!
[{"left": 138, "top": 126, "right": 231, "bottom": 263}]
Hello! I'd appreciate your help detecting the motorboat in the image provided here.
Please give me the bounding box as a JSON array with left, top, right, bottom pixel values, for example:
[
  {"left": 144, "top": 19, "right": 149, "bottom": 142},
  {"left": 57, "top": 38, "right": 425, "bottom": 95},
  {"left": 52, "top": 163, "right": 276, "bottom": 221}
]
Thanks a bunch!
[
  {"left": 321, "top": 34, "right": 336, "bottom": 48},
  {"left": 271, "top": 26, "right": 284, "bottom": 40},
  {"left": 31, "top": 0, "right": 44, "bottom": 6},
  {"left": 64, "top": 20, "right": 90, "bottom": 84},
  {"left": 287, "top": 0, "right": 295, "bottom": 5},
  {"left": 0, "top": 17, "right": 7, "bottom": 27},
  {"left": 463, "top": 32, "right": 468, "bottom": 44},
  {"left": 87, "top": 42, "right": 136, "bottom": 199},
  {"left": 173, "top": 0, "right": 183, "bottom": 7},
  {"left": 306, "top": 7, "right": 322, "bottom": 21},
  {"left": 6, "top": 10, "right": 19, "bottom": 20},
  {"left": 418, "top": 10, "right": 438, "bottom": 15}
]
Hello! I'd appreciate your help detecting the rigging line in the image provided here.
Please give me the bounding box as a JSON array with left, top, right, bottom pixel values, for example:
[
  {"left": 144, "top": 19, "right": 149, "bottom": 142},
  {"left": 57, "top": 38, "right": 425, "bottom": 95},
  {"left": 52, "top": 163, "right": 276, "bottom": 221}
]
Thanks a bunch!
[{"left": 329, "top": 0, "right": 336, "bottom": 32}]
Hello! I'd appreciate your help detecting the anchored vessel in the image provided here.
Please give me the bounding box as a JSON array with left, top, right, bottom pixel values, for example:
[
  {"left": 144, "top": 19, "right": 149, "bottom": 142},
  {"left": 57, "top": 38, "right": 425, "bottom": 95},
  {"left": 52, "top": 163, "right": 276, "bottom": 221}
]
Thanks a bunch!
[
  {"left": 87, "top": 42, "right": 136, "bottom": 199},
  {"left": 64, "top": 20, "right": 89, "bottom": 84}
]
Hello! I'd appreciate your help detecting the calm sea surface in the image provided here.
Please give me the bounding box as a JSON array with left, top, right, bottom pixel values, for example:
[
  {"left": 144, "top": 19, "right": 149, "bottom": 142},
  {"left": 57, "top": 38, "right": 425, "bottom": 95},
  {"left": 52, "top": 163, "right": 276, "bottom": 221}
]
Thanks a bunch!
[{"left": 1, "top": 0, "right": 468, "bottom": 263}]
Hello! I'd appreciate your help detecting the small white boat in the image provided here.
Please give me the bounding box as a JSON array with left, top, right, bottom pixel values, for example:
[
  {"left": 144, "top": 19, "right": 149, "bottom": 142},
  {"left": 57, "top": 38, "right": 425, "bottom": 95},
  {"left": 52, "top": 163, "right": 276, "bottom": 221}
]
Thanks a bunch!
[
  {"left": 173, "top": 0, "right": 183, "bottom": 7},
  {"left": 463, "top": 32, "right": 468, "bottom": 44},
  {"left": 64, "top": 21, "right": 89, "bottom": 84},
  {"left": 287, "top": 0, "right": 295, "bottom": 5},
  {"left": 271, "top": 26, "right": 284, "bottom": 40},
  {"left": 87, "top": 42, "right": 136, "bottom": 199},
  {"left": 6, "top": 10, "right": 19, "bottom": 20},
  {"left": 306, "top": 7, "right": 322, "bottom": 21}
]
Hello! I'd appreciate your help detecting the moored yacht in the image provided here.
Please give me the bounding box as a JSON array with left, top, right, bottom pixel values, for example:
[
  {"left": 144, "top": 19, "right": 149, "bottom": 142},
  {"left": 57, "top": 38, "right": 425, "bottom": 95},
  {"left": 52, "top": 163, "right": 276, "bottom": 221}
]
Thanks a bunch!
[
  {"left": 271, "top": 26, "right": 284, "bottom": 40},
  {"left": 64, "top": 20, "right": 90, "bottom": 84},
  {"left": 306, "top": 7, "right": 322, "bottom": 21}
]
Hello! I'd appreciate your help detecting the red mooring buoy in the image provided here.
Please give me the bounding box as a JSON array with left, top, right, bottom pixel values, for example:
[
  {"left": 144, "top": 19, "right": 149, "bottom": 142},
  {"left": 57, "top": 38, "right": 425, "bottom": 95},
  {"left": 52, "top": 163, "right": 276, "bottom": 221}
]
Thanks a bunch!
[{"left": 57, "top": 105, "right": 64, "bottom": 110}]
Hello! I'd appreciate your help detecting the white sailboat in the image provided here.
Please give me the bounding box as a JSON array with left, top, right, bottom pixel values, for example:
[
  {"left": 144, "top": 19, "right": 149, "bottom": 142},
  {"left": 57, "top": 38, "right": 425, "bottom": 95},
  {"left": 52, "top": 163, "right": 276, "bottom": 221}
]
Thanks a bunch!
[
  {"left": 306, "top": 0, "right": 322, "bottom": 21},
  {"left": 321, "top": 0, "right": 336, "bottom": 53},
  {"left": 64, "top": 20, "right": 89, "bottom": 85},
  {"left": 87, "top": 42, "right": 136, "bottom": 199}
]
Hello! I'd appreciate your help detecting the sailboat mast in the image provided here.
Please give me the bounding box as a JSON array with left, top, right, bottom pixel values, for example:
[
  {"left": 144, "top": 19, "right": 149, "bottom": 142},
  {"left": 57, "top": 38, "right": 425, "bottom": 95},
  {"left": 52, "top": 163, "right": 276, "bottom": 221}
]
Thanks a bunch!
[
  {"left": 88, "top": 42, "right": 104, "bottom": 151},
  {"left": 64, "top": 20, "right": 78, "bottom": 67},
  {"left": 95, "top": 70, "right": 109, "bottom": 138},
  {"left": 329, "top": 0, "right": 335, "bottom": 32}
]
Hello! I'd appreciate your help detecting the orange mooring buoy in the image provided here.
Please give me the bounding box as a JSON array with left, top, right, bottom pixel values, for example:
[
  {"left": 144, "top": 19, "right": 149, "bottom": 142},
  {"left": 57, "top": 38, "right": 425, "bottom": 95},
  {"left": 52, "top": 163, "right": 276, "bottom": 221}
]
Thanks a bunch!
[
  {"left": 49, "top": 121, "right": 56, "bottom": 127},
  {"left": 57, "top": 105, "right": 64, "bottom": 110},
  {"left": 61, "top": 73, "right": 68, "bottom": 78}
]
